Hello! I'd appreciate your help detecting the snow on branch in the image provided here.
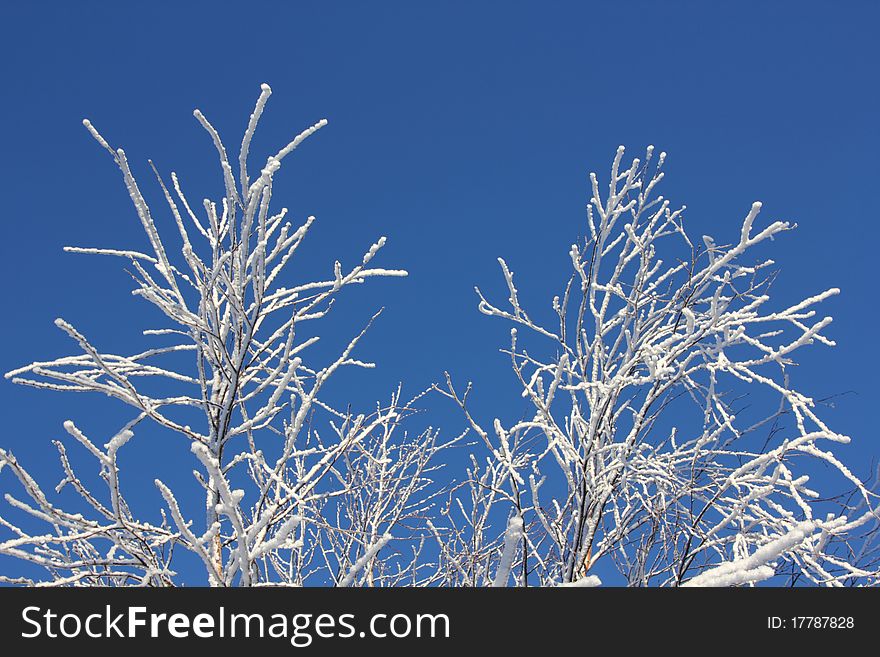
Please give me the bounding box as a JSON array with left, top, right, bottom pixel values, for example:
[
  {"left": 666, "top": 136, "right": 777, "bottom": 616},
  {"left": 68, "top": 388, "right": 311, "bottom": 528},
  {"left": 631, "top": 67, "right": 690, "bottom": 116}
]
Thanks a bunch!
[
  {"left": 682, "top": 521, "right": 817, "bottom": 587},
  {"left": 436, "top": 145, "right": 880, "bottom": 587},
  {"left": 2, "top": 95, "right": 877, "bottom": 587},
  {"left": 0, "top": 85, "right": 445, "bottom": 587}
]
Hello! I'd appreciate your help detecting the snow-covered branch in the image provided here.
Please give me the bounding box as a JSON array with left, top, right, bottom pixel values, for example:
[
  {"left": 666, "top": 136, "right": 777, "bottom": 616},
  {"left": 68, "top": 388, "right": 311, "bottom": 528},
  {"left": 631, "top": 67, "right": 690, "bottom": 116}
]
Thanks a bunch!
[
  {"left": 1, "top": 85, "right": 448, "bottom": 586},
  {"left": 436, "top": 145, "right": 880, "bottom": 587}
]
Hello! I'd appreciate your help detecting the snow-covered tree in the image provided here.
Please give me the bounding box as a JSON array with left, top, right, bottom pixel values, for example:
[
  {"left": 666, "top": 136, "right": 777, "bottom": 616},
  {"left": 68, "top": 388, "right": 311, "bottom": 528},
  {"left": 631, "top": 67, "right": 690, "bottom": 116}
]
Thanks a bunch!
[
  {"left": 0, "top": 85, "right": 449, "bottom": 586},
  {"left": 2, "top": 89, "right": 877, "bottom": 587},
  {"left": 434, "top": 146, "right": 880, "bottom": 587}
]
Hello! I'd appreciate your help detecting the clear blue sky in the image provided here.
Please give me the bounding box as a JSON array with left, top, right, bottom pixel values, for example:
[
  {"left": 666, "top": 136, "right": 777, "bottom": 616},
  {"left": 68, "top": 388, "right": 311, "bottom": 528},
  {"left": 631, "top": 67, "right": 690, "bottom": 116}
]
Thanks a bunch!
[{"left": 1, "top": 2, "right": 877, "bottom": 582}]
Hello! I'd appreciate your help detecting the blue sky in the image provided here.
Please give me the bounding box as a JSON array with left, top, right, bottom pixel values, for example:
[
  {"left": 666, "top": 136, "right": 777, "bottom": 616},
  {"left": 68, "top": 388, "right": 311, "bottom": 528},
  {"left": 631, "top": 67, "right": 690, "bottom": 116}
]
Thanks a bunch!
[{"left": 0, "top": 2, "right": 877, "bottom": 583}]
